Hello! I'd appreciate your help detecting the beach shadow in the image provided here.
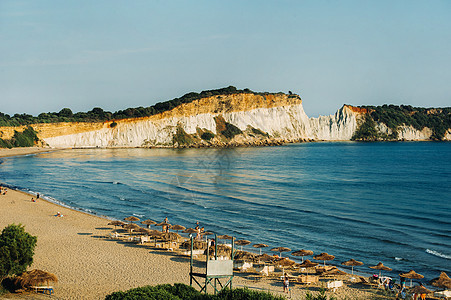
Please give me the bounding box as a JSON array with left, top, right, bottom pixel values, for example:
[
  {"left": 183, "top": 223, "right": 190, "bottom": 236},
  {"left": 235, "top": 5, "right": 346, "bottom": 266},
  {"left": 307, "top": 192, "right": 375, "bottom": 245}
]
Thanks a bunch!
[
  {"left": 77, "top": 232, "right": 93, "bottom": 235},
  {"left": 95, "top": 227, "right": 112, "bottom": 230}
]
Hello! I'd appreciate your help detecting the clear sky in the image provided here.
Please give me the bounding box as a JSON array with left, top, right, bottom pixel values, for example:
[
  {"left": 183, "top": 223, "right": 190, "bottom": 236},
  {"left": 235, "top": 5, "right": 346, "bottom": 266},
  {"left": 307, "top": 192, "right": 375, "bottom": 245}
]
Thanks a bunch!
[{"left": 1, "top": 0, "right": 450, "bottom": 117}]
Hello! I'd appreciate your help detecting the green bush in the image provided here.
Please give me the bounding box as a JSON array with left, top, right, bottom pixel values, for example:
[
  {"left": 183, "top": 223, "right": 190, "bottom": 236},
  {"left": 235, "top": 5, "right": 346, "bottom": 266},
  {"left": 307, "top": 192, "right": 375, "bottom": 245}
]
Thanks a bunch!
[
  {"left": 105, "top": 284, "right": 285, "bottom": 300},
  {"left": 201, "top": 132, "right": 215, "bottom": 141},
  {"left": 221, "top": 123, "right": 242, "bottom": 139},
  {"left": 216, "top": 287, "right": 285, "bottom": 300},
  {"left": 0, "top": 224, "right": 37, "bottom": 279},
  {"left": 173, "top": 126, "right": 195, "bottom": 146},
  {"left": 351, "top": 115, "right": 379, "bottom": 141}
]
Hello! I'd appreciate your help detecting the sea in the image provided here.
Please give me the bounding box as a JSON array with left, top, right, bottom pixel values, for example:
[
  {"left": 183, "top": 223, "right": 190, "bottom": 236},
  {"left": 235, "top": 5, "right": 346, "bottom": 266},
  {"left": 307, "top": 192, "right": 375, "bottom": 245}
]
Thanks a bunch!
[{"left": 0, "top": 142, "right": 450, "bottom": 281}]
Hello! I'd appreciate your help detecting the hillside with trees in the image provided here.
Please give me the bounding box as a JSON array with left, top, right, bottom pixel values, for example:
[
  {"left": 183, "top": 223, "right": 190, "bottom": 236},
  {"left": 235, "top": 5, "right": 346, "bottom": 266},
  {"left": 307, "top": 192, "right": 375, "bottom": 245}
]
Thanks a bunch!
[
  {"left": 0, "top": 86, "right": 279, "bottom": 127},
  {"left": 352, "top": 105, "right": 451, "bottom": 141}
]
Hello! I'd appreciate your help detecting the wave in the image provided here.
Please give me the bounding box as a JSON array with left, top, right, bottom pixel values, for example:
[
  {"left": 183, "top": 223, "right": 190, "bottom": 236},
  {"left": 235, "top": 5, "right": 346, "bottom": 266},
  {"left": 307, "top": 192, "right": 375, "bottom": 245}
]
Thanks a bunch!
[{"left": 426, "top": 249, "right": 451, "bottom": 260}]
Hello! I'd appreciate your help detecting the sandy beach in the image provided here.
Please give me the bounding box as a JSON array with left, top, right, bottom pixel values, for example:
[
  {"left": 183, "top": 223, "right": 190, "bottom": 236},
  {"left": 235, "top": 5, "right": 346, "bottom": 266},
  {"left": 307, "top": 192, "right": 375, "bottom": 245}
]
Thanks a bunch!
[{"left": 1, "top": 149, "right": 394, "bottom": 300}]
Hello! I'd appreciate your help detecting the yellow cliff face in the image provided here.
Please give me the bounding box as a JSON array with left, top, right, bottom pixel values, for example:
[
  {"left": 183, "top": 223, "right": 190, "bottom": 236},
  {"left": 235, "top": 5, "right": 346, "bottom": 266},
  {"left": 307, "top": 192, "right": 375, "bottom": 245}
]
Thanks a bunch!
[{"left": 1, "top": 93, "right": 302, "bottom": 141}]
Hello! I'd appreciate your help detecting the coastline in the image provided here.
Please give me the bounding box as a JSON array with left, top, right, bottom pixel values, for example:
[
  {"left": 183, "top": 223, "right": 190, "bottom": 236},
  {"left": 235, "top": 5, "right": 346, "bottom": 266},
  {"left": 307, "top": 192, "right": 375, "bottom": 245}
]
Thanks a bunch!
[
  {"left": 0, "top": 147, "right": 63, "bottom": 158},
  {"left": 0, "top": 148, "right": 400, "bottom": 299}
]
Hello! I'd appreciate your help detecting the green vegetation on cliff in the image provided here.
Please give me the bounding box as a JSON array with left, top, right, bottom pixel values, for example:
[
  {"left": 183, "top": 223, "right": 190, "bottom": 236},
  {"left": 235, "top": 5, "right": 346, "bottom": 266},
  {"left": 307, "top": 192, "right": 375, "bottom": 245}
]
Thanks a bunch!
[
  {"left": 0, "top": 127, "right": 39, "bottom": 148},
  {"left": 0, "top": 86, "right": 281, "bottom": 127},
  {"left": 352, "top": 105, "right": 451, "bottom": 141}
]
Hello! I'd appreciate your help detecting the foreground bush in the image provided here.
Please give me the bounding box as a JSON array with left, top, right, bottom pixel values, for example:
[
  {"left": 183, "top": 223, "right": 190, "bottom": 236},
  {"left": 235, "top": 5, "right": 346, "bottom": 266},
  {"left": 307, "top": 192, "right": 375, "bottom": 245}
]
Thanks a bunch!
[
  {"left": 105, "top": 284, "right": 284, "bottom": 300},
  {"left": 0, "top": 224, "right": 37, "bottom": 280}
]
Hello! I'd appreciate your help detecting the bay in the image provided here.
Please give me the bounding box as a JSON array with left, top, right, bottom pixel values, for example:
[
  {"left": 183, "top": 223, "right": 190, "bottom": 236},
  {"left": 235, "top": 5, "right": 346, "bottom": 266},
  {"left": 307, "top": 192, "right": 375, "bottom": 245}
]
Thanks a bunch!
[{"left": 1, "top": 142, "right": 450, "bottom": 280}]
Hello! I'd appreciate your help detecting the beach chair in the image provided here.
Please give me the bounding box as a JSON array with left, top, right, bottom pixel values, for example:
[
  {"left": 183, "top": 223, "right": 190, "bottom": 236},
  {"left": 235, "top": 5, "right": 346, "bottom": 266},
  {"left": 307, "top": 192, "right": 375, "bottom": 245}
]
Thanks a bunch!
[
  {"left": 326, "top": 280, "right": 343, "bottom": 292},
  {"left": 297, "top": 275, "right": 319, "bottom": 284}
]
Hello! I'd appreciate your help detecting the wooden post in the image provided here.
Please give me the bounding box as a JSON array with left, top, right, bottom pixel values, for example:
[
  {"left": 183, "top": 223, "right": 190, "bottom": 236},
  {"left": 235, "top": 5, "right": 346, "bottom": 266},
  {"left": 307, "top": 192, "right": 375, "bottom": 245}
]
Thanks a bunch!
[
  {"left": 190, "top": 236, "right": 193, "bottom": 287},
  {"left": 206, "top": 239, "right": 209, "bottom": 294}
]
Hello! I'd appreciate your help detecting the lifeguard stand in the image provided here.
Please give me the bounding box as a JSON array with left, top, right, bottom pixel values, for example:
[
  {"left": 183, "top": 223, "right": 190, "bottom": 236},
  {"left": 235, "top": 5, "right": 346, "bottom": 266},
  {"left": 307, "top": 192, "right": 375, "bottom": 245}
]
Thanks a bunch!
[{"left": 189, "top": 234, "right": 235, "bottom": 294}]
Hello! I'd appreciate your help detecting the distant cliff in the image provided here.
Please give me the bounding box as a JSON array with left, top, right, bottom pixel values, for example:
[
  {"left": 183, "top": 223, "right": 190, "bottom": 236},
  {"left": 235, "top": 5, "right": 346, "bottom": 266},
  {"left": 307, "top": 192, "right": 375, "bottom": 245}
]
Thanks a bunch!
[{"left": 0, "top": 88, "right": 449, "bottom": 148}]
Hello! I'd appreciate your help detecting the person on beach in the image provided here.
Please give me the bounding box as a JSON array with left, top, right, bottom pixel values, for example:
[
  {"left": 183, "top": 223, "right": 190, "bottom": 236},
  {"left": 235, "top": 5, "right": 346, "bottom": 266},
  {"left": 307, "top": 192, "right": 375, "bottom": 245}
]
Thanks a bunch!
[
  {"left": 195, "top": 225, "right": 201, "bottom": 240},
  {"left": 400, "top": 276, "right": 406, "bottom": 288},
  {"left": 37, "top": 193, "right": 40, "bottom": 199},
  {"left": 162, "top": 217, "right": 169, "bottom": 232},
  {"left": 31, "top": 197, "right": 35, "bottom": 202},
  {"left": 282, "top": 273, "right": 289, "bottom": 294}
]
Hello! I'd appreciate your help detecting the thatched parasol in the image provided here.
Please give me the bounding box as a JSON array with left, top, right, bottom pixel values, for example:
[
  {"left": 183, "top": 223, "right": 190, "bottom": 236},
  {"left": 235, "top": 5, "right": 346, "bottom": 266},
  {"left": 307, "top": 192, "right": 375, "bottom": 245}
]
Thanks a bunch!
[
  {"left": 369, "top": 262, "right": 392, "bottom": 277},
  {"left": 124, "top": 216, "right": 140, "bottom": 223},
  {"left": 400, "top": 270, "right": 424, "bottom": 287},
  {"left": 17, "top": 269, "right": 58, "bottom": 288},
  {"left": 171, "top": 225, "right": 186, "bottom": 233},
  {"left": 313, "top": 252, "right": 335, "bottom": 266},
  {"left": 183, "top": 228, "right": 198, "bottom": 234},
  {"left": 234, "top": 250, "right": 256, "bottom": 261},
  {"left": 341, "top": 259, "right": 363, "bottom": 275},
  {"left": 256, "top": 253, "right": 275, "bottom": 263},
  {"left": 274, "top": 257, "right": 296, "bottom": 274},
  {"left": 108, "top": 220, "right": 125, "bottom": 231},
  {"left": 270, "top": 247, "right": 291, "bottom": 258},
  {"left": 235, "top": 239, "right": 251, "bottom": 251},
  {"left": 155, "top": 221, "right": 171, "bottom": 232},
  {"left": 123, "top": 223, "right": 140, "bottom": 234},
  {"left": 134, "top": 227, "right": 151, "bottom": 235},
  {"left": 298, "top": 259, "right": 318, "bottom": 276},
  {"left": 322, "top": 267, "right": 347, "bottom": 276},
  {"left": 252, "top": 243, "right": 268, "bottom": 255},
  {"left": 140, "top": 219, "right": 157, "bottom": 228},
  {"left": 217, "top": 235, "right": 233, "bottom": 244},
  {"left": 409, "top": 285, "right": 432, "bottom": 295},
  {"left": 430, "top": 272, "right": 451, "bottom": 289},
  {"left": 291, "top": 249, "right": 314, "bottom": 262},
  {"left": 162, "top": 232, "right": 181, "bottom": 241}
]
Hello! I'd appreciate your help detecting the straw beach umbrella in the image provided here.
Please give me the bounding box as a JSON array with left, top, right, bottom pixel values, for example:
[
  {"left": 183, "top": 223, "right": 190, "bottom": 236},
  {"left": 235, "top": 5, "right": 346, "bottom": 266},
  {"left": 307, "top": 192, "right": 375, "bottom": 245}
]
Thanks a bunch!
[
  {"left": 369, "top": 262, "right": 392, "bottom": 277},
  {"left": 235, "top": 240, "right": 251, "bottom": 251},
  {"left": 123, "top": 223, "right": 140, "bottom": 235},
  {"left": 430, "top": 272, "right": 451, "bottom": 289},
  {"left": 256, "top": 253, "right": 275, "bottom": 263},
  {"left": 124, "top": 216, "right": 140, "bottom": 223},
  {"left": 292, "top": 249, "right": 314, "bottom": 262},
  {"left": 253, "top": 243, "right": 268, "bottom": 255},
  {"left": 155, "top": 221, "right": 171, "bottom": 232},
  {"left": 298, "top": 259, "right": 318, "bottom": 276},
  {"left": 274, "top": 257, "right": 296, "bottom": 274},
  {"left": 171, "top": 225, "right": 186, "bottom": 233},
  {"left": 270, "top": 247, "right": 291, "bottom": 258},
  {"left": 341, "top": 259, "right": 363, "bottom": 275},
  {"left": 313, "top": 252, "right": 335, "bottom": 266},
  {"left": 409, "top": 285, "right": 432, "bottom": 295},
  {"left": 217, "top": 235, "right": 233, "bottom": 244},
  {"left": 400, "top": 270, "right": 424, "bottom": 287},
  {"left": 17, "top": 269, "right": 58, "bottom": 288},
  {"left": 108, "top": 220, "right": 125, "bottom": 231},
  {"left": 141, "top": 219, "right": 157, "bottom": 228},
  {"left": 183, "top": 228, "right": 198, "bottom": 234}
]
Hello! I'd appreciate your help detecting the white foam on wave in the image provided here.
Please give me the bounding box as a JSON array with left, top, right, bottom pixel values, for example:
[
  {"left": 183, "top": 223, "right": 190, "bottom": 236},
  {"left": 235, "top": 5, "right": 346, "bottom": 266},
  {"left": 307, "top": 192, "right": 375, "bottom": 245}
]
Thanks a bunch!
[
  {"left": 426, "top": 249, "right": 451, "bottom": 260},
  {"left": 395, "top": 257, "right": 403, "bottom": 261}
]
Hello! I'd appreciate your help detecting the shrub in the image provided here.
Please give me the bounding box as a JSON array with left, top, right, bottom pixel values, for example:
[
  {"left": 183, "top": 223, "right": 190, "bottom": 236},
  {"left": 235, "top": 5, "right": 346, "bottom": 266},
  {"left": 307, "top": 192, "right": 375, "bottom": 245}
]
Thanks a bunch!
[
  {"left": 0, "top": 224, "right": 37, "bottom": 279},
  {"left": 216, "top": 287, "right": 285, "bottom": 300},
  {"left": 173, "top": 126, "right": 195, "bottom": 146},
  {"left": 104, "top": 284, "right": 284, "bottom": 300},
  {"left": 221, "top": 123, "right": 242, "bottom": 139},
  {"left": 201, "top": 132, "right": 215, "bottom": 141}
]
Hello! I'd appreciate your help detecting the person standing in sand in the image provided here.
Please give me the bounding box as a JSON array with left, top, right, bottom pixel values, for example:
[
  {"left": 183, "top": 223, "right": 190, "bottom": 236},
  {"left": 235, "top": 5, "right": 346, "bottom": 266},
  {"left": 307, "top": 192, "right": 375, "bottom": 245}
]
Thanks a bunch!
[{"left": 283, "top": 273, "right": 289, "bottom": 294}]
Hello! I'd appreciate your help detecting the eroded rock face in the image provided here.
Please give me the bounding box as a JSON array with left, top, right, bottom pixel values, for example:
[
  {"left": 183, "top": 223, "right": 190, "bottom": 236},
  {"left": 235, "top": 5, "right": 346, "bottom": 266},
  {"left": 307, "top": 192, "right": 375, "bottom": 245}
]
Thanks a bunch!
[{"left": 1, "top": 93, "right": 443, "bottom": 148}]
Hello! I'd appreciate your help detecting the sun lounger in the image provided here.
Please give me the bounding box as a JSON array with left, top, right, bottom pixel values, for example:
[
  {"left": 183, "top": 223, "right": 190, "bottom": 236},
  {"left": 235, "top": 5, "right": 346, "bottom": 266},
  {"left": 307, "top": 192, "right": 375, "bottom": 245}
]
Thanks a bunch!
[
  {"left": 298, "top": 275, "right": 319, "bottom": 284},
  {"left": 326, "top": 280, "right": 343, "bottom": 292},
  {"left": 30, "top": 286, "right": 54, "bottom": 295},
  {"left": 255, "top": 265, "right": 274, "bottom": 276}
]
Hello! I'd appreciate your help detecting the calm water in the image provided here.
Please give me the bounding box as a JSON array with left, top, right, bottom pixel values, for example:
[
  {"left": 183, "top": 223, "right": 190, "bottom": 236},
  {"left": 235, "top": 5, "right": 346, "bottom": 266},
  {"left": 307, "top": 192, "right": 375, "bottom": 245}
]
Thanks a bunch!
[{"left": 1, "top": 142, "right": 450, "bottom": 280}]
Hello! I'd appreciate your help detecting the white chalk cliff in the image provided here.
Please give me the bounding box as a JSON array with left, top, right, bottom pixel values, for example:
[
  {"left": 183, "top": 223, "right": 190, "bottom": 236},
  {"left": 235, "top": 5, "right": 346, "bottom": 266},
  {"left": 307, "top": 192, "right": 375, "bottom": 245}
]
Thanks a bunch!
[{"left": 2, "top": 92, "right": 444, "bottom": 148}]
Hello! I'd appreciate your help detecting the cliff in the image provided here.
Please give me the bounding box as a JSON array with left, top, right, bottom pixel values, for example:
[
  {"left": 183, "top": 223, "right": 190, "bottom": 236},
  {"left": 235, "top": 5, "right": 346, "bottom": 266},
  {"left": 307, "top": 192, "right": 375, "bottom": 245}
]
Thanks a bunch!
[{"left": 0, "top": 91, "right": 449, "bottom": 148}]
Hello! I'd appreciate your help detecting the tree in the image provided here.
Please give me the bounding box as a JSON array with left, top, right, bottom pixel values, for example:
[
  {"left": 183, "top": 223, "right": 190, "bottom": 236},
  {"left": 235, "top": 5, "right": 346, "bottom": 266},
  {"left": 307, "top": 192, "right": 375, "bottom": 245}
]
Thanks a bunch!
[{"left": 0, "top": 224, "right": 37, "bottom": 279}]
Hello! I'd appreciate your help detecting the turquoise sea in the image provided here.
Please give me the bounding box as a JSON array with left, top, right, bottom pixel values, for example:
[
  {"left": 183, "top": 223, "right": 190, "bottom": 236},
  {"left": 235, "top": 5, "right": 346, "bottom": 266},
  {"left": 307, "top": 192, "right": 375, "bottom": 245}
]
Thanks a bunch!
[{"left": 1, "top": 142, "right": 450, "bottom": 281}]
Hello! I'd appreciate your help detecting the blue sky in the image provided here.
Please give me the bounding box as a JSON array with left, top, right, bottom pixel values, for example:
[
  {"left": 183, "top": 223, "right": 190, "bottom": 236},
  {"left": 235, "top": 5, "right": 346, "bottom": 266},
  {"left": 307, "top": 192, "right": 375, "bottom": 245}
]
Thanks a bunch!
[{"left": 1, "top": 0, "right": 450, "bottom": 117}]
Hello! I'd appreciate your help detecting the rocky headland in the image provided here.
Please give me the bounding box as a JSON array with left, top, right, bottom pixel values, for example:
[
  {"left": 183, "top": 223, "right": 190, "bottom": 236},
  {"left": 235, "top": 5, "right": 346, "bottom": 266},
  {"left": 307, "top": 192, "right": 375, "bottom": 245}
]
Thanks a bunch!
[{"left": 0, "top": 88, "right": 450, "bottom": 148}]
